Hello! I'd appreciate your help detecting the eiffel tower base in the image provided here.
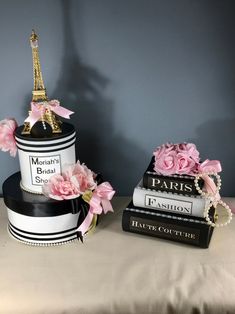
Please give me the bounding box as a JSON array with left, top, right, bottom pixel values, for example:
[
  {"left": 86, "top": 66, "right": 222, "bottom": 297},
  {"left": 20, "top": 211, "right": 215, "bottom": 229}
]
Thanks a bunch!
[{"left": 22, "top": 120, "right": 62, "bottom": 137}]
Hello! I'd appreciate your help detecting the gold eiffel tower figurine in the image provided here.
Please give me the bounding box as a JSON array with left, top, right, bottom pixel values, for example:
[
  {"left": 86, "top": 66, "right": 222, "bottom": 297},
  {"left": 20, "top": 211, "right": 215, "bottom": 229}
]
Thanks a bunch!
[{"left": 22, "top": 30, "right": 62, "bottom": 134}]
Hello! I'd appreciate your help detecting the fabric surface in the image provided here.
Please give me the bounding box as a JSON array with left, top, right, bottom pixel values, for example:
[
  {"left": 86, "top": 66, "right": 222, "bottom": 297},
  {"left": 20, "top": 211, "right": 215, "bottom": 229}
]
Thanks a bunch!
[{"left": 0, "top": 197, "right": 235, "bottom": 314}]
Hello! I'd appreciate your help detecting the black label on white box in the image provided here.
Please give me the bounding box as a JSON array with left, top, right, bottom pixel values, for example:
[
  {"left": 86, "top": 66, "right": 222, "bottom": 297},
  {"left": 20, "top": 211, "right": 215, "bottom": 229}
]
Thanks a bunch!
[
  {"left": 130, "top": 216, "right": 200, "bottom": 244},
  {"left": 145, "top": 194, "right": 193, "bottom": 215},
  {"left": 29, "top": 155, "right": 61, "bottom": 186}
]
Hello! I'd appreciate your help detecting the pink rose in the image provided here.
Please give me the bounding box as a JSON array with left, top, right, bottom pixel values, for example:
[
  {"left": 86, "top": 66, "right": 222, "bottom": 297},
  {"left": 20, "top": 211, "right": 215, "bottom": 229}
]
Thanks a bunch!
[
  {"left": 43, "top": 160, "right": 115, "bottom": 223},
  {"left": 153, "top": 143, "right": 175, "bottom": 159},
  {"left": 177, "top": 143, "right": 200, "bottom": 163},
  {"left": 154, "top": 150, "right": 178, "bottom": 175},
  {"left": 63, "top": 161, "right": 97, "bottom": 193},
  {"left": 153, "top": 142, "right": 201, "bottom": 175},
  {"left": 43, "top": 174, "right": 81, "bottom": 200},
  {"left": 0, "top": 118, "right": 18, "bottom": 157},
  {"left": 43, "top": 161, "right": 97, "bottom": 200},
  {"left": 176, "top": 152, "right": 197, "bottom": 175}
]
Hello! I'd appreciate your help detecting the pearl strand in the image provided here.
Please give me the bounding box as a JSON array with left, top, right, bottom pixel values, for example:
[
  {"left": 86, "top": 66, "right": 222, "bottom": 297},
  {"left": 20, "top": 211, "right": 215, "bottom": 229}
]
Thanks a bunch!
[
  {"left": 41, "top": 101, "right": 47, "bottom": 130},
  {"left": 194, "top": 172, "right": 221, "bottom": 198},
  {"left": 194, "top": 172, "right": 232, "bottom": 227},
  {"left": 20, "top": 181, "right": 43, "bottom": 195},
  {"left": 203, "top": 200, "right": 233, "bottom": 228},
  {"left": 8, "top": 225, "right": 81, "bottom": 247}
]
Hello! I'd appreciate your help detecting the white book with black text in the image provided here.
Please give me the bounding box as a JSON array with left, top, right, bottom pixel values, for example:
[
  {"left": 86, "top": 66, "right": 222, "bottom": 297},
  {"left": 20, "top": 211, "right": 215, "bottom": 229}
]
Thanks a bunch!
[{"left": 133, "top": 180, "right": 210, "bottom": 218}]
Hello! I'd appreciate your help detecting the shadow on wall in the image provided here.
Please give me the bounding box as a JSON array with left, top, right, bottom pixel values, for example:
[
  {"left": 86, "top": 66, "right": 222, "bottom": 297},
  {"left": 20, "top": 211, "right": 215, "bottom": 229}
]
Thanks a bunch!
[
  {"left": 190, "top": 118, "right": 235, "bottom": 196},
  {"left": 189, "top": 3, "right": 235, "bottom": 196},
  {"left": 52, "top": 0, "right": 147, "bottom": 195}
]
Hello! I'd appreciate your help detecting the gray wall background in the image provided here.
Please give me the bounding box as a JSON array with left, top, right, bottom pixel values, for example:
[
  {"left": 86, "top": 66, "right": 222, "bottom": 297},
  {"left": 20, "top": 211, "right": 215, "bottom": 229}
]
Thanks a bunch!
[{"left": 0, "top": 0, "right": 235, "bottom": 196}]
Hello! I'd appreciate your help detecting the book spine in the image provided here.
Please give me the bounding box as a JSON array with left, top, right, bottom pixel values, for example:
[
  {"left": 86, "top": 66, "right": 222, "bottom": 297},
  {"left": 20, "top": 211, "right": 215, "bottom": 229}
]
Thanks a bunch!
[
  {"left": 143, "top": 172, "right": 203, "bottom": 196},
  {"left": 133, "top": 186, "right": 209, "bottom": 218},
  {"left": 122, "top": 207, "right": 213, "bottom": 248}
]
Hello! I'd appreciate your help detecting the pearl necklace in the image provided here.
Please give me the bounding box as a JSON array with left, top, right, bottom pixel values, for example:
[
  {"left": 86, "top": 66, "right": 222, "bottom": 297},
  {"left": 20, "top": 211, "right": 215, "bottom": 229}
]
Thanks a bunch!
[
  {"left": 194, "top": 172, "right": 232, "bottom": 227},
  {"left": 203, "top": 199, "right": 232, "bottom": 227}
]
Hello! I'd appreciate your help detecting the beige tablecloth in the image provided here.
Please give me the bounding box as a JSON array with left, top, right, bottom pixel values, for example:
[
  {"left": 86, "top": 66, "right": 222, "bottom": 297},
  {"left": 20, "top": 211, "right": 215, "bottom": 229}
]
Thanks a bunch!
[{"left": 0, "top": 197, "right": 235, "bottom": 314}]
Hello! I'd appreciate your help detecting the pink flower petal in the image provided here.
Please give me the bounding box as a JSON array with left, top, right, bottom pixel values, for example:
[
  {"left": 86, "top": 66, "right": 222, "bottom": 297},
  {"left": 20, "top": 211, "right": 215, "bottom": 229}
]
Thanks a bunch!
[{"left": 0, "top": 118, "right": 18, "bottom": 157}]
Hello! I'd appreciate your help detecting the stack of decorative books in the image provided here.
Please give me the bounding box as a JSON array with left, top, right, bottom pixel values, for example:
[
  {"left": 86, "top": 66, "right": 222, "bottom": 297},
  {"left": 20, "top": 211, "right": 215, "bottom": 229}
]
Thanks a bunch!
[{"left": 122, "top": 143, "right": 232, "bottom": 248}]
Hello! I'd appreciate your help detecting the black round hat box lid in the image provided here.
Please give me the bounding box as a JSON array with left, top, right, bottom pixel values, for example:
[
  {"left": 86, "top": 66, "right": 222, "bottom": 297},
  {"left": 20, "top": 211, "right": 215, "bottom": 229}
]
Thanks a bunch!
[
  {"left": 14, "top": 122, "right": 75, "bottom": 141},
  {"left": 2, "top": 172, "right": 85, "bottom": 217}
]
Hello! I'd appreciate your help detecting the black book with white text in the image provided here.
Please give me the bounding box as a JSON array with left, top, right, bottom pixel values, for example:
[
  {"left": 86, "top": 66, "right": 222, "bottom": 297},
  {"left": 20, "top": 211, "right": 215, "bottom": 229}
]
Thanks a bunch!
[
  {"left": 122, "top": 201, "right": 214, "bottom": 248},
  {"left": 143, "top": 157, "right": 204, "bottom": 196}
]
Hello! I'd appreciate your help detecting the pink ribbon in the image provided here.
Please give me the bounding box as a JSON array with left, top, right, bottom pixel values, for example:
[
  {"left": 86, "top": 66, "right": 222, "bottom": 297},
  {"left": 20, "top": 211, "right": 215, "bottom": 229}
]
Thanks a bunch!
[
  {"left": 77, "top": 211, "right": 94, "bottom": 236},
  {"left": 25, "top": 100, "right": 74, "bottom": 127},
  {"left": 201, "top": 174, "right": 221, "bottom": 201},
  {"left": 194, "top": 159, "right": 222, "bottom": 201},
  {"left": 197, "top": 159, "right": 222, "bottom": 174},
  {"left": 76, "top": 182, "right": 115, "bottom": 236},
  {"left": 90, "top": 182, "right": 115, "bottom": 215}
]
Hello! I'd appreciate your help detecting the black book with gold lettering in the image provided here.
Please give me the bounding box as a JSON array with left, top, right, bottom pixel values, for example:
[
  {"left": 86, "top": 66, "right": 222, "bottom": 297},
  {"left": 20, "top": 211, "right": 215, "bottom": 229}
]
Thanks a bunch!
[
  {"left": 122, "top": 201, "right": 214, "bottom": 248},
  {"left": 143, "top": 157, "right": 204, "bottom": 196}
]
